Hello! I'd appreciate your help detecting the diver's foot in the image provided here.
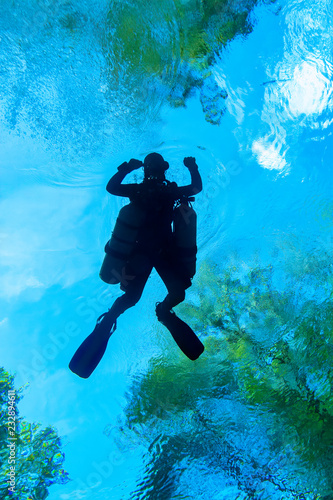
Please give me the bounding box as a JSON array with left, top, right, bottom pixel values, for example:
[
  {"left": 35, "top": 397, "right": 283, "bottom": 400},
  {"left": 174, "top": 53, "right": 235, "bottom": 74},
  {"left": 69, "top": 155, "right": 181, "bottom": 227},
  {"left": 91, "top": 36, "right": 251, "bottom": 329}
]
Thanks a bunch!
[
  {"left": 93, "top": 310, "right": 117, "bottom": 339},
  {"left": 155, "top": 301, "right": 174, "bottom": 324},
  {"left": 155, "top": 302, "right": 204, "bottom": 361}
]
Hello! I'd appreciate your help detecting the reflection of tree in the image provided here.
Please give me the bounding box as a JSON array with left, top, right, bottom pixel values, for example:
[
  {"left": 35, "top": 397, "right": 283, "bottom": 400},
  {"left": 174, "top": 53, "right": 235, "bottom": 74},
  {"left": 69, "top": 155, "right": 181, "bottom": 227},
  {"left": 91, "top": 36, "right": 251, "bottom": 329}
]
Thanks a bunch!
[
  {"left": 110, "top": 259, "right": 333, "bottom": 498},
  {"left": 0, "top": 0, "right": 271, "bottom": 157},
  {"left": 0, "top": 368, "right": 69, "bottom": 500},
  {"left": 102, "top": 0, "right": 261, "bottom": 126}
]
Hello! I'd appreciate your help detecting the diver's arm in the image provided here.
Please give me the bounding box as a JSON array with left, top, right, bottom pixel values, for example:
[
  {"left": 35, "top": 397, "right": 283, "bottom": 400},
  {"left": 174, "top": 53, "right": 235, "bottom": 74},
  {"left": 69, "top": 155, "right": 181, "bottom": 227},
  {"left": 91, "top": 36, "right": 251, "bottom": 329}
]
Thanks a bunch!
[
  {"left": 106, "top": 159, "right": 142, "bottom": 197},
  {"left": 176, "top": 157, "right": 203, "bottom": 197}
]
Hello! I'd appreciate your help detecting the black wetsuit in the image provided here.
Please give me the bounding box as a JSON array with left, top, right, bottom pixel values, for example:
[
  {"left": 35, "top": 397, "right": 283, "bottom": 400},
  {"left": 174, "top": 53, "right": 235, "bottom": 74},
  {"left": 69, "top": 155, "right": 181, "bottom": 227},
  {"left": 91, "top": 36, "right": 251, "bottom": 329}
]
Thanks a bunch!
[{"left": 105, "top": 165, "right": 202, "bottom": 319}]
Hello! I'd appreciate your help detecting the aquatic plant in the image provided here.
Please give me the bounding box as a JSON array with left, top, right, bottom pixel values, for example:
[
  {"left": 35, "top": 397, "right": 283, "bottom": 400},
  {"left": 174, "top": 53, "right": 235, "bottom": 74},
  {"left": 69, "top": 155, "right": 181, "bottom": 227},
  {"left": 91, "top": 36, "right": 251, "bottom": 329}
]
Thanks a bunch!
[
  {"left": 102, "top": 0, "right": 263, "bottom": 125},
  {"left": 0, "top": 0, "right": 277, "bottom": 163},
  {"left": 0, "top": 0, "right": 268, "bottom": 157},
  {"left": 107, "top": 258, "right": 333, "bottom": 498},
  {"left": 0, "top": 368, "right": 69, "bottom": 500}
]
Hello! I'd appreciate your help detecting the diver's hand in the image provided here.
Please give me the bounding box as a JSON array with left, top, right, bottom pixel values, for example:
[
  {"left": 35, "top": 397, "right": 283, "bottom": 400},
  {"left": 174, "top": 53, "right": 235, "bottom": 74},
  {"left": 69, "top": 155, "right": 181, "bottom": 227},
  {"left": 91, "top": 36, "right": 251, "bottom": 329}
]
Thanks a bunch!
[
  {"left": 183, "top": 157, "right": 198, "bottom": 170},
  {"left": 127, "top": 158, "right": 143, "bottom": 171},
  {"left": 118, "top": 158, "right": 143, "bottom": 173}
]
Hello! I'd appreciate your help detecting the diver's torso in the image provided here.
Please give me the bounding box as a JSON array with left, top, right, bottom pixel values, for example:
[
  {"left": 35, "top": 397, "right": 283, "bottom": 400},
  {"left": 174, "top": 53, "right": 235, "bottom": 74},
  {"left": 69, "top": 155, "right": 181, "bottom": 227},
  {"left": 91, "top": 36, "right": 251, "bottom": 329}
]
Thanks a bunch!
[{"left": 130, "top": 180, "right": 177, "bottom": 254}]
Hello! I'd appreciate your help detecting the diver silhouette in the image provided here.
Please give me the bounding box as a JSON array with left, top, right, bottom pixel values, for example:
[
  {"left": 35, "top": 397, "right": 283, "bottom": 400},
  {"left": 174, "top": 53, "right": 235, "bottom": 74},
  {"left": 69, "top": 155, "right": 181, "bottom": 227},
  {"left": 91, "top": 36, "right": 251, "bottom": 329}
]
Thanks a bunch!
[{"left": 69, "top": 153, "right": 204, "bottom": 378}]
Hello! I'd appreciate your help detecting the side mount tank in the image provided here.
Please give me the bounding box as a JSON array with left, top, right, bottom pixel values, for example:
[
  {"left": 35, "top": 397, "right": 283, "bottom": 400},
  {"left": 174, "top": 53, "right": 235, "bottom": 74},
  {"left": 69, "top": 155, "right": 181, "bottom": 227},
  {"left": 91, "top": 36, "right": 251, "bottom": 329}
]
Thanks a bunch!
[
  {"left": 173, "top": 199, "right": 197, "bottom": 279},
  {"left": 100, "top": 202, "right": 146, "bottom": 284}
]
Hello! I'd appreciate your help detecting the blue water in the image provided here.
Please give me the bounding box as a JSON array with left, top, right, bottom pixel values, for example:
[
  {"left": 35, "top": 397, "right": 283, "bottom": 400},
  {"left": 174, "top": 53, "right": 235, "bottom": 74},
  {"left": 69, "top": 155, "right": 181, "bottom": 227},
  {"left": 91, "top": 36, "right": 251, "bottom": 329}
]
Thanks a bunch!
[{"left": 1, "top": 0, "right": 333, "bottom": 498}]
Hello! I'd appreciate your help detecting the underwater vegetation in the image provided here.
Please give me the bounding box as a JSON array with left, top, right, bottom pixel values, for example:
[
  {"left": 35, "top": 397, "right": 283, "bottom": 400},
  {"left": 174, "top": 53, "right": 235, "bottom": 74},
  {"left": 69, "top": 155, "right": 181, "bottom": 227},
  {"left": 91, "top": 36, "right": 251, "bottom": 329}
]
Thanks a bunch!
[
  {"left": 102, "top": 0, "right": 264, "bottom": 126},
  {"left": 0, "top": 368, "right": 69, "bottom": 500},
  {"left": 105, "top": 257, "right": 333, "bottom": 498},
  {"left": 0, "top": 0, "right": 271, "bottom": 157}
]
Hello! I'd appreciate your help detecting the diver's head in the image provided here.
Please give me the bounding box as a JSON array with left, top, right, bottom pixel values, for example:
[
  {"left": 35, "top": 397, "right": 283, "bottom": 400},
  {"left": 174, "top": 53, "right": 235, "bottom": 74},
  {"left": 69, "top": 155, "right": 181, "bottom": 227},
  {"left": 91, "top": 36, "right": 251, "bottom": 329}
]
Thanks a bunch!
[{"left": 143, "top": 152, "right": 169, "bottom": 181}]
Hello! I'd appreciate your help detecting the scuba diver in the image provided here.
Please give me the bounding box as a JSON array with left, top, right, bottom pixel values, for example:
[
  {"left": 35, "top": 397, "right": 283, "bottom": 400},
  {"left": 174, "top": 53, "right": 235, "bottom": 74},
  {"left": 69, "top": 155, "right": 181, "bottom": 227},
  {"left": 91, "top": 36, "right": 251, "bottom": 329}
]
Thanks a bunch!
[{"left": 69, "top": 153, "right": 204, "bottom": 378}]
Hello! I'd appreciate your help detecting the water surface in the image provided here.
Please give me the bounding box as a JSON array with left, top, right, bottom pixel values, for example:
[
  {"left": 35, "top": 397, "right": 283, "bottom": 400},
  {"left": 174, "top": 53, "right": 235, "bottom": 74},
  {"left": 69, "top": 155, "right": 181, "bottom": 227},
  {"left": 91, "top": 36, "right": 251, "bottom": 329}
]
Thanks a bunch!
[{"left": 1, "top": 0, "right": 332, "bottom": 499}]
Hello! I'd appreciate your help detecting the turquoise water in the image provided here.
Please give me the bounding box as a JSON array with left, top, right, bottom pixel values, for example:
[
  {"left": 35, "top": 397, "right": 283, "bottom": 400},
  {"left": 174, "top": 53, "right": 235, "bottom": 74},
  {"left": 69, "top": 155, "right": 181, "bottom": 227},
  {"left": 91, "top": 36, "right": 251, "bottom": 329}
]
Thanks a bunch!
[{"left": 1, "top": 0, "right": 333, "bottom": 498}]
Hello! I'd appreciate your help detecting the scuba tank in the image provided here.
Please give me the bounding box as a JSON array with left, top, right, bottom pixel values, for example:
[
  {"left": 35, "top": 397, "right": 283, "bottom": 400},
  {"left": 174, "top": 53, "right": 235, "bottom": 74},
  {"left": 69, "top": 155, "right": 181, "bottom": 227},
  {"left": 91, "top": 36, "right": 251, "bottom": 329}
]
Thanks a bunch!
[
  {"left": 173, "top": 198, "right": 197, "bottom": 279},
  {"left": 99, "top": 202, "right": 146, "bottom": 284}
]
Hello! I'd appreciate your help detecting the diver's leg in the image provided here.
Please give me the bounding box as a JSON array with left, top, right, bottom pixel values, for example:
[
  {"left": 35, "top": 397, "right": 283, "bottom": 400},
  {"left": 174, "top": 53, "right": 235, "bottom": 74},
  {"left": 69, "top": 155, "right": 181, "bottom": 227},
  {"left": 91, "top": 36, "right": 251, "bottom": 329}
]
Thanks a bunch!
[
  {"left": 69, "top": 258, "right": 151, "bottom": 378},
  {"left": 96, "top": 261, "right": 152, "bottom": 337},
  {"left": 104, "top": 276, "right": 148, "bottom": 328},
  {"left": 153, "top": 256, "right": 204, "bottom": 360},
  {"left": 154, "top": 255, "right": 191, "bottom": 318}
]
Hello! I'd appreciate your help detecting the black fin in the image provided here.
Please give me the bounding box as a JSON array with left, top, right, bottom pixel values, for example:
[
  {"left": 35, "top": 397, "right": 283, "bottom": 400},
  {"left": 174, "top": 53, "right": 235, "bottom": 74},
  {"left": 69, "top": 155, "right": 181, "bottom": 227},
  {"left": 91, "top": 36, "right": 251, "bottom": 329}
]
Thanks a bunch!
[
  {"left": 158, "top": 309, "right": 204, "bottom": 361},
  {"left": 69, "top": 313, "right": 116, "bottom": 378}
]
